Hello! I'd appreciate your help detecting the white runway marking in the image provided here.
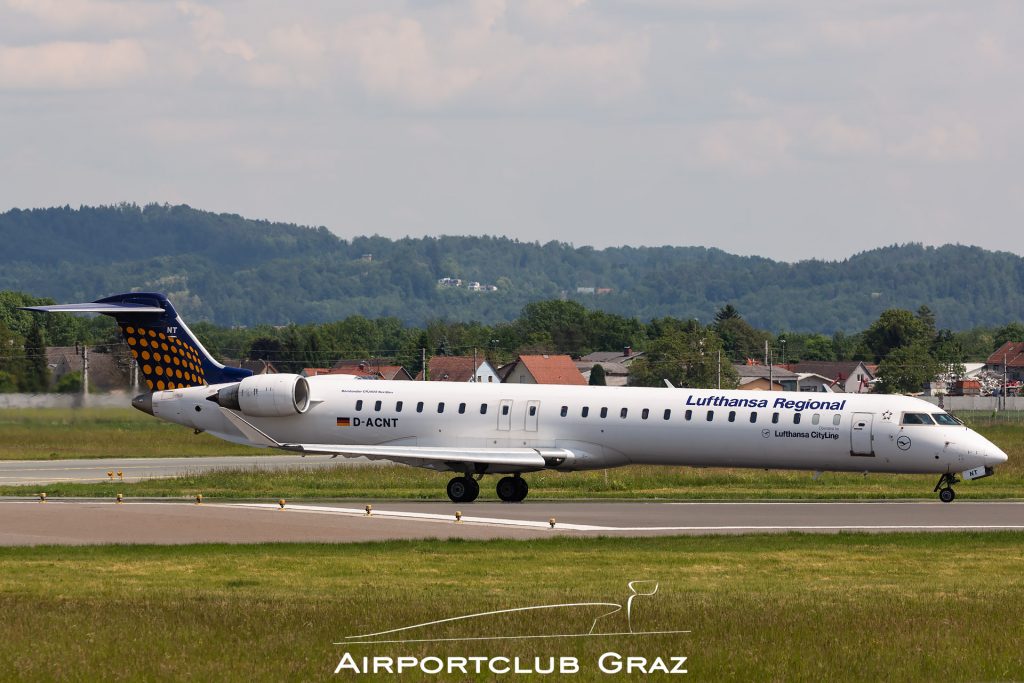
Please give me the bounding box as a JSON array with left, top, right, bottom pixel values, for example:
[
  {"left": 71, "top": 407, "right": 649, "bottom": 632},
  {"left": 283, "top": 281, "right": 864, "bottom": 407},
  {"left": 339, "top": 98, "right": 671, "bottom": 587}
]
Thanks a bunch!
[{"left": 225, "top": 503, "right": 1024, "bottom": 533}]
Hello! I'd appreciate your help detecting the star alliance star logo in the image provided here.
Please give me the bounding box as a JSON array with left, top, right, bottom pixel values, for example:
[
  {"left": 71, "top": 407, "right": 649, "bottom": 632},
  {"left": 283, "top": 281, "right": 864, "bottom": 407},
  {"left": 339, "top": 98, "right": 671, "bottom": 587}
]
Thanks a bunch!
[{"left": 882, "top": 410, "right": 893, "bottom": 421}]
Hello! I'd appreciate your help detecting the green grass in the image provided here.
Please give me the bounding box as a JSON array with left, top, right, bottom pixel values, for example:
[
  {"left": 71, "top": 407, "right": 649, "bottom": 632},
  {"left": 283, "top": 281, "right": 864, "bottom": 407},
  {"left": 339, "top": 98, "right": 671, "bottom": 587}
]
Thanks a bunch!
[
  {"left": 0, "top": 534, "right": 1021, "bottom": 681},
  {"left": 0, "top": 408, "right": 1021, "bottom": 500},
  {"left": 0, "top": 408, "right": 254, "bottom": 459}
]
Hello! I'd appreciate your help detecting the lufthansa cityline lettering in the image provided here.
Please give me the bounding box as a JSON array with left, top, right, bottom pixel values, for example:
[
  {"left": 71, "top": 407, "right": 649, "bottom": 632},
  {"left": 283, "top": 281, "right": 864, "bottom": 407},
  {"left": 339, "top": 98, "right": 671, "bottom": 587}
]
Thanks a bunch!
[
  {"left": 685, "top": 395, "right": 847, "bottom": 412},
  {"left": 332, "top": 652, "right": 688, "bottom": 675}
]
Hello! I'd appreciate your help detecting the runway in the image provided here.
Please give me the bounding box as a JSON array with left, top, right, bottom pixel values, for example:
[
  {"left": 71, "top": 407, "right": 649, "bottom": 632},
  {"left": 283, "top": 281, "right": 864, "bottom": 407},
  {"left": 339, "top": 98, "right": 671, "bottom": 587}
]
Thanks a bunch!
[
  {"left": 0, "top": 454, "right": 369, "bottom": 485},
  {"left": 2, "top": 499, "right": 1023, "bottom": 545}
]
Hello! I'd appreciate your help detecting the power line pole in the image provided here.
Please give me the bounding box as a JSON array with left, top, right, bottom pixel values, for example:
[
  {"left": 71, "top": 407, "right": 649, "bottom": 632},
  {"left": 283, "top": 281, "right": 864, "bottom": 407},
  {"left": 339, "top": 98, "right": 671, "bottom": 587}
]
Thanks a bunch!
[
  {"left": 1003, "top": 353, "right": 1008, "bottom": 412},
  {"left": 473, "top": 347, "right": 478, "bottom": 383},
  {"left": 717, "top": 349, "right": 721, "bottom": 389},
  {"left": 81, "top": 345, "right": 89, "bottom": 399},
  {"left": 421, "top": 347, "right": 427, "bottom": 381}
]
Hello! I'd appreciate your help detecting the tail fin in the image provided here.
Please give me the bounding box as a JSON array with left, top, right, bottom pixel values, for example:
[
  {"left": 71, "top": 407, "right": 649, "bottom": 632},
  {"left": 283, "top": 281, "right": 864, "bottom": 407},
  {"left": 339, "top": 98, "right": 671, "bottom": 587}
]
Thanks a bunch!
[{"left": 20, "top": 292, "right": 251, "bottom": 391}]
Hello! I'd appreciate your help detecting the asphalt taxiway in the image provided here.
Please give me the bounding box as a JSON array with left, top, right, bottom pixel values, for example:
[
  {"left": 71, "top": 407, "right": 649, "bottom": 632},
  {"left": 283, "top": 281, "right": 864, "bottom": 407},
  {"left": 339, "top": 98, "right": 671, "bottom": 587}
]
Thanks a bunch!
[
  {"left": 0, "top": 454, "right": 369, "bottom": 485},
  {"left": 2, "top": 499, "right": 1023, "bottom": 546}
]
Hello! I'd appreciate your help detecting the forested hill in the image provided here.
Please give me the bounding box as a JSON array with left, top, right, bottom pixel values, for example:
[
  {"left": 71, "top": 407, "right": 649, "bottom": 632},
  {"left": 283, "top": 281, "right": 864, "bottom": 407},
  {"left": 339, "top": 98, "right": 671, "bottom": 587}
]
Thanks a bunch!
[{"left": 2, "top": 204, "right": 1022, "bottom": 332}]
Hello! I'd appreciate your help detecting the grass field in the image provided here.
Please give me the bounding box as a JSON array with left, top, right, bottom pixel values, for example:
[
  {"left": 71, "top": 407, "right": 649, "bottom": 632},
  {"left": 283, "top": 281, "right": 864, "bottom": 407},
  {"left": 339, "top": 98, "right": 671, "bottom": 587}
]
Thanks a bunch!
[
  {"left": 0, "top": 408, "right": 1021, "bottom": 500},
  {"left": 0, "top": 408, "right": 253, "bottom": 459},
  {"left": 0, "top": 533, "right": 1021, "bottom": 681}
]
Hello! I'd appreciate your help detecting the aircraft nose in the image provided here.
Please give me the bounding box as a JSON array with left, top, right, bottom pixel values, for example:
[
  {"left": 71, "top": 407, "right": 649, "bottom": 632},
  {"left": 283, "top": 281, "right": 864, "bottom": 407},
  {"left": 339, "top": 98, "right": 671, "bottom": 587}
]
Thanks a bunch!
[{"left": 991, "top": 448, "right": 1009, "bottom": 465}]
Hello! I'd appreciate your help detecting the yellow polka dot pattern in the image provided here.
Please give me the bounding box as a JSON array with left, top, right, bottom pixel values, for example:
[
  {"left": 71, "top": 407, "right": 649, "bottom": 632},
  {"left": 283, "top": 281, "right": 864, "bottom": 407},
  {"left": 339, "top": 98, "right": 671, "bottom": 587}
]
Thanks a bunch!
[{"left": 122, "top": 324, "right": 207, "bottom": 391}]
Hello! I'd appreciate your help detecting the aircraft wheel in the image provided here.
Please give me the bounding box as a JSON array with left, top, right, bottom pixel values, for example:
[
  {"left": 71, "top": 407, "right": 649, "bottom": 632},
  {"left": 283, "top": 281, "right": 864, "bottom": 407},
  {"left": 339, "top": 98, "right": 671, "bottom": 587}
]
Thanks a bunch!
[
  {"left": 938, "top": 487, "right": 955, "bottom": 503},
  {"left": 496, "top": 476, "right": 519, "bottom": 502},
  {"left": 513, "top": 477, "right": 529, "bottom": 502},
  {"left": 447, "top": 476, "right": 478, "bottom": 503}
]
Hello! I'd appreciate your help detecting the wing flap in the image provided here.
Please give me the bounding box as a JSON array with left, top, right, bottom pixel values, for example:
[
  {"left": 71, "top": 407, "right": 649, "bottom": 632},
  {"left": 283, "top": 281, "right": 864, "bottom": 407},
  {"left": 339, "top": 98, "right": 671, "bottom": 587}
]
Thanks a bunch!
[{"left": 218, "top": 407, "right": 566, "bottom": 468}]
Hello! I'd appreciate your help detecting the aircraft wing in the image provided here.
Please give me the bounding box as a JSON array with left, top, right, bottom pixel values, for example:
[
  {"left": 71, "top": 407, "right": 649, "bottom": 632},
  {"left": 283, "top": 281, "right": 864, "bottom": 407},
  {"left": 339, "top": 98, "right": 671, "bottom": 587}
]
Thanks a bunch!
[{"left": 219, "top": 408, "right": 571, "bottom": 468}]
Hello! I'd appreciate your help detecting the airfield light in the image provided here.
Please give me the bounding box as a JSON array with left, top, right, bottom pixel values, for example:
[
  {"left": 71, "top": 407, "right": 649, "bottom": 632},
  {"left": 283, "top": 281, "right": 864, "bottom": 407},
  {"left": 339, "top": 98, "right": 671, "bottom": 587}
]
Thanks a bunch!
[
  {"left": 364, "top": 504, "right": 372, "bottom": 516},
  {"left": 195, "top": 493, "right": 203, "bottom": 505},
  {"left": 116, "top": 493, "right": 123, "bottom": 504},
  {"left": 454, "top": 511, "right": 462, "bottom": 523},
  {"left": 278, "top": 498, "right": 286, "bottom": 510},
  {"left": 38, "top": 492, "right": 46, "bottom": 503},
  {"left": 549, "top": 517, "right": 556, "bottom": 529},
  {"left": 117, "top": 470, "right": 124, "bottom": 480},
  {"left": 107, "top": 471, "right": 114, "bottom": 480}
]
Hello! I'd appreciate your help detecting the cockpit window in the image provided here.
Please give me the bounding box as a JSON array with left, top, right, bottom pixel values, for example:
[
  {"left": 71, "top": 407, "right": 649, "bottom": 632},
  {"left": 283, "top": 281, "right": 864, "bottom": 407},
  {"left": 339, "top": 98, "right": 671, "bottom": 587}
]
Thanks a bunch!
[
  {"left": 901, "top": 413, "right": 935, "bottom": 425},
  {"left": 932, "top": 413, "right": 961, "bottom": 426}
]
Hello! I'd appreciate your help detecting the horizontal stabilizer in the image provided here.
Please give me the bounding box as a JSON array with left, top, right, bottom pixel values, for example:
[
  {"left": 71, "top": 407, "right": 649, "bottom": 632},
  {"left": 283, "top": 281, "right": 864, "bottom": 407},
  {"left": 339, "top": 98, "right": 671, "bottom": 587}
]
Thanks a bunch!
[{"left": 19, "top": 302, "right": 165, "bottom": 314}]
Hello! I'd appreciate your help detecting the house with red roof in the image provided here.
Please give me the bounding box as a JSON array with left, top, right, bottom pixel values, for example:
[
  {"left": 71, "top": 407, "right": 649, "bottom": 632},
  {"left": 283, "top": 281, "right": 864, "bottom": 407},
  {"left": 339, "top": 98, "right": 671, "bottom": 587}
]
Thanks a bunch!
[
  {"left": 500, "top": 355, "right": 587, "bottom": 385},
  {"left": 414, "top": 356, "right": 500, "bottom": 382}
]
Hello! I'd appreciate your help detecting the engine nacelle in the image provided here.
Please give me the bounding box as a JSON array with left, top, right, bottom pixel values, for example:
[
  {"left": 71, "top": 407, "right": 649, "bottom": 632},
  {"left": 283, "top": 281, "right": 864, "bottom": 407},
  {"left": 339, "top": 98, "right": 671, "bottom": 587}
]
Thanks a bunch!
[{"left": 210, "top": 374, "right": 311, "bottom": 417}]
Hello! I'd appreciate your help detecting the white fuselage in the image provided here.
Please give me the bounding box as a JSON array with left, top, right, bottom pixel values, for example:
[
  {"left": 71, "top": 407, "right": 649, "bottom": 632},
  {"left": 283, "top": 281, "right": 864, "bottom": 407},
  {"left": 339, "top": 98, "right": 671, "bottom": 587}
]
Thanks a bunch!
[{"left": 153, "top": 377, "right": 1008, "bottom": 477}]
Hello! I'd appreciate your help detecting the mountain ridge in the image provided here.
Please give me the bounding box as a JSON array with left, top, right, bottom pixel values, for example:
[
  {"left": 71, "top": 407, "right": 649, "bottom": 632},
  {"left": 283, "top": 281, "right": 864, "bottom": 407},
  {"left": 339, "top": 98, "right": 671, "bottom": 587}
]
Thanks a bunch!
[{"left": 2, "top": 203, "right": 1021, "bottom": 332}]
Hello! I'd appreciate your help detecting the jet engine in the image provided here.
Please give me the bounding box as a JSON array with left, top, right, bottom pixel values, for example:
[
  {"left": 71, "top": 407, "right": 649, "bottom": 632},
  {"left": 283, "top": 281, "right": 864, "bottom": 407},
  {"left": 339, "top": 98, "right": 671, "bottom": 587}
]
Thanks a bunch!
[{"left": 209, "top": 374, "right": 311, "bottom": 417}]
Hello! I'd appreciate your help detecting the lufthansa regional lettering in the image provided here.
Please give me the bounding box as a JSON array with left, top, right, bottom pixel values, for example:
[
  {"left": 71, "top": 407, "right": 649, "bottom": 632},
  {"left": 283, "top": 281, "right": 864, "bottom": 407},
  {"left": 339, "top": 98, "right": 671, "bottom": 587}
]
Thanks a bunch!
[{"left": 686, "top": 395, "right": 847, "bottom": 412}]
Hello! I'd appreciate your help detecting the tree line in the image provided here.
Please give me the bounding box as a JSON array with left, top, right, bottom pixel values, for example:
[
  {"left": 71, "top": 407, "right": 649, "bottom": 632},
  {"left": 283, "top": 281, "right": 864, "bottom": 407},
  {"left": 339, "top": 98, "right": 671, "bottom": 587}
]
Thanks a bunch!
[{"left": 2, "top": 291, "right": 1020, "bottom": 394}]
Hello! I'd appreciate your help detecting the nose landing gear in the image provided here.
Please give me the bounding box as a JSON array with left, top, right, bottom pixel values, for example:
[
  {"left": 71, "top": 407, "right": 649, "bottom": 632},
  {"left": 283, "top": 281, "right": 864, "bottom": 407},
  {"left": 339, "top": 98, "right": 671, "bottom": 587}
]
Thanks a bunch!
[{"left": 934, "top": 473, "right": 959, "bottom": 503}]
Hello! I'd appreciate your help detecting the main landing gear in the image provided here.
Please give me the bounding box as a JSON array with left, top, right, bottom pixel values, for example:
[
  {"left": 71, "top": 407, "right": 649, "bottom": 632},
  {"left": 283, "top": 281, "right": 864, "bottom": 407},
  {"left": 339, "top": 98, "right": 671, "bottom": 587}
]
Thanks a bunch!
[
  {"left": 496, "top": 474, "right": 529, "bottom": 503},
  {"left": 934, "top": 473, "right": 959, "bottom": 503},
  {"left": 446, "top": 476, "right": 480, "bottom": 503},
  {"left": 446, "top": 474, "right": 529, "bottom": 502}
]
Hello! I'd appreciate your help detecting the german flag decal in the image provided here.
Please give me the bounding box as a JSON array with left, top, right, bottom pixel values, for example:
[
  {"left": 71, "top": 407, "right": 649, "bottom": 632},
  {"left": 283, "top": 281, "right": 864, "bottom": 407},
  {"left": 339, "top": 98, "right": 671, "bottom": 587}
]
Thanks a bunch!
[{"left": 336, "top": 417, "right": 351, "bottom": 427}]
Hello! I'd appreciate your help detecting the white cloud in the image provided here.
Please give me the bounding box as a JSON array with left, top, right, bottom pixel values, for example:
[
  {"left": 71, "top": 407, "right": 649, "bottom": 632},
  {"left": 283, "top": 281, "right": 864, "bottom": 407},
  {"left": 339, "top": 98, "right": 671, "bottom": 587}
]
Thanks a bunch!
[
  {"left": 177, "top": 1, "right": 256, "bottom": 61},
  {"left": 0, "top": 39, "right": 147, "bottom": 89},
  {"left": 891, "top": 121, "right": 981, "bottom": 162},
  {"left": 4, "top": 0, "right": 163, "bottom": 33},
  {"left": 699, "top": 119, "right": 793, "bottom": 173},
  {"left": 811, "top": 116, "right": 879, "bottom": 157}
]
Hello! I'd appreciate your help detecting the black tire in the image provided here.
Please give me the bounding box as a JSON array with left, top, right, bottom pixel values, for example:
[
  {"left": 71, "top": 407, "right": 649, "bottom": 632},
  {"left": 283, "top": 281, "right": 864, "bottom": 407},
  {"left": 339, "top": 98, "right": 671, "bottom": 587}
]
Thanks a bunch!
[
  {"left": 463, "top": 477, "right": 480, "bottom": 503},
  {"left": 939, "top": 487, "right": 955, "bottom": 503},
  {"left": 447, "top": 476, "right": 473, "bottom": 503},
  {"left": 496, "top": 476, "right": 518, "bottom": 502},
  {"left": 513, "top": 477, "right": 529, "bottom": 502}
]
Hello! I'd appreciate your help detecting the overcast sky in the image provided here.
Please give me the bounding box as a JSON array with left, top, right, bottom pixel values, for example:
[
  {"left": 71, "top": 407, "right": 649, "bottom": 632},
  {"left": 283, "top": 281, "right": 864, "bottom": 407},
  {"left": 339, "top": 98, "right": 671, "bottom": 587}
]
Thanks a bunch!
[{"left": 1, "top": 0, "right": 1020, "bottom": 261}]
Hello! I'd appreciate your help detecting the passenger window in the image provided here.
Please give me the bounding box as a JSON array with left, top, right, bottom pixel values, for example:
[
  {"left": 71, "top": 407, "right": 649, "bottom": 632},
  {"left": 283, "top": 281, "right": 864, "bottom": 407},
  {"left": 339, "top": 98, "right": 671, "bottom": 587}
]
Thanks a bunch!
[
  {"left": 750, "top": 412, "right": 757, "bottom": 423},
  {"left": 620, "top": 408, "right": 628, "bottom": 419},
  {"left": 901, "top": 413, "right": 935, "bottom": 425},
  {"left": 642, "top": 408, "right": 650, "bottom": 420},
  {"left": 458, "top": 403, "right": 466, "bottom": 414},
  {"left": 416, "top": 401, "right": 424, "bottom": 413},
  {"left": 812, "top": 413, "right": 820, "bottom": 425},
  {"left": 582, "top": 406, "right": 589, "bottom": 418},
  {"left": 728, "top": 411, "right": 736, "bottom": 422},
  {"left": 438, "top": 402, "right": 445, "bottom": 413},
  {"left": 374, "top": 400, "right": 382, "bottom": 411},
  {"left": 685, "top": 409, "right": 692, "bottom": 421},
  {"left": 706, "top": 411, "right": 714, "bottom": 421},
  {"left": 772, "top": 412, "right": 779, "bottom": 424},
  {"left": 793, "top": 413, "right": 801, "bottom": 425},
  {"left": 664, "top": 409, "right": 671, "bottom": 420},
  {"left": 355, "top": 400, "right": 363, "bottom": 411},
  {"left": 480, "top": 404, "right": 488, "bottom": 415},
  {"left": 396, "top": 401, "right": 403, "bottom": 412},
  {"left": 833, "top": 414, "right": 841, "bottom": 426},
  {"left": 502, "top": 405, "right": 510, "bottom": 416},
  {"left": 600, "top": 407, "right": 608, "bottom": 418},
  {"left": 529, "top": 405, "right": 537, "bottom": 417},
  {"left": 560, "top": 405, "right": 568, "bottom": 417}
]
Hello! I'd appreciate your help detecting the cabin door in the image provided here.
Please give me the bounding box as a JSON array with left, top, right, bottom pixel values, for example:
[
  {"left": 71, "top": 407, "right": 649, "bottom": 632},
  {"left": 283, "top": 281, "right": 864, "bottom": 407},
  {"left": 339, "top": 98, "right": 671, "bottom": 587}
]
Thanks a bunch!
[
  {"left": 498, "top": 399, "right": 513, "bottom": 431},
  {"left": 525, "top": 400, "right": 540, "bottom": 432},
  {"left": 850, "top": 412, "right": 874, "bottom": 456}
]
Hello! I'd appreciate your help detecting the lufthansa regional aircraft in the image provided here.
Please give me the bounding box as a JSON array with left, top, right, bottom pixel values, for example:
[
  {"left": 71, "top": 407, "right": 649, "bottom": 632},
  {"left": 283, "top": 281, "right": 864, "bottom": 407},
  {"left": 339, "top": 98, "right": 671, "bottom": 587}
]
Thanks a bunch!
[{"left": 23, "top": 293, "right": 1008, "bottom": 503}]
